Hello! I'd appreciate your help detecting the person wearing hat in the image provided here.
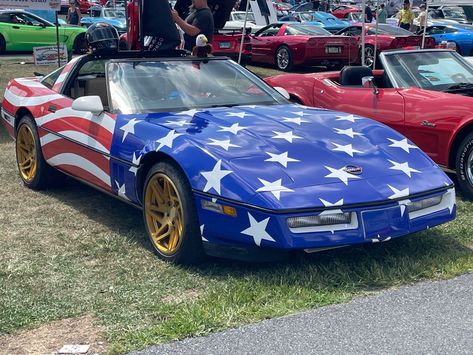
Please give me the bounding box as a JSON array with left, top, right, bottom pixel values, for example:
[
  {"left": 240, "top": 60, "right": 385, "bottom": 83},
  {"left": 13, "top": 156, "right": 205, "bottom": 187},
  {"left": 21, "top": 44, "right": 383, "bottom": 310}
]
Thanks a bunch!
[
  {"left": 398, "top": 0, "right": 414, "bottom": 31},
  {"left": 418, "top": 3, "right": 427, "bottom": 31}
]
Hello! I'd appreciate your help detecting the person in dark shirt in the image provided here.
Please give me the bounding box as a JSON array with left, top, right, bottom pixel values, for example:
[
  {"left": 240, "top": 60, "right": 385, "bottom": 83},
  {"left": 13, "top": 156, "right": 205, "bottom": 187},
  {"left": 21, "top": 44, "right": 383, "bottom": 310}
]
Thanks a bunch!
[
  {"left": 365, "top": 0, "right": 373, "bottom": 22},
  {"left": 171, "top": 0, "right": 214, "bottom": 52}
]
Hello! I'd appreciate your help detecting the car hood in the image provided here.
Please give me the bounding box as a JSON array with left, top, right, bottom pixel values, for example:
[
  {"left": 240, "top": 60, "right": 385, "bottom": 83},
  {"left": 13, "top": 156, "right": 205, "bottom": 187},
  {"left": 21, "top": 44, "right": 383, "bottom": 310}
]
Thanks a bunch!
[{"left": 136, "top": 105, "right": 451, "bottom": 209}]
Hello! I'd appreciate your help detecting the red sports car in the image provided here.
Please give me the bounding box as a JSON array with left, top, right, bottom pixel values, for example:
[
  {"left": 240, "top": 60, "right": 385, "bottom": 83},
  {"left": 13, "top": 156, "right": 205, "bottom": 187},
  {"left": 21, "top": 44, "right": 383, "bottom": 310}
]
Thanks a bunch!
[
  {"left": 80, "top": 0, "right": 101, "bottom": 13},
  {"left": 336, "top": 23, "right": 436, "bottom": 67},
  {"left": 212, "top": 30, "right": 252, "bottom": 61},
  {"left": 250, "top": 23, "right": 358, "bottom": 71},
  {"left": 331, "top": 4, "right": 360, "bottom": 19},
  {"left": 265, "top": 49, "right": 473, "bottom": 199}
]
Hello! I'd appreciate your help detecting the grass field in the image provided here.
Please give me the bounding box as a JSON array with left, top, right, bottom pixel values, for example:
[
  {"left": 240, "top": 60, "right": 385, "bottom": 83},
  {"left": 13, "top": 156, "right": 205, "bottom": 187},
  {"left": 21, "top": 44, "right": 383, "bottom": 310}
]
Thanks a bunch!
[{"left": 0, "top": 58, "right": 472, "bottom": 354}]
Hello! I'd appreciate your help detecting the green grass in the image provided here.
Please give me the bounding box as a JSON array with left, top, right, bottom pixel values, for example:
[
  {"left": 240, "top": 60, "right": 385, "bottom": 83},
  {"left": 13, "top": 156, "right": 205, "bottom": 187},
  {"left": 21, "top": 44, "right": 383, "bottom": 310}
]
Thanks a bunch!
[{"left": 0, "top": 59, "right": 472, "bottom": 354}]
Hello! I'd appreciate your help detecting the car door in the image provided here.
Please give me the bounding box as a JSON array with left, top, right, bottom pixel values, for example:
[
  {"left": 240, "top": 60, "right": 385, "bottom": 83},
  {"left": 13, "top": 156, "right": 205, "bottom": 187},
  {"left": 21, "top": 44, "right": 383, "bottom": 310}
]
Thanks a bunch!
[
  {"left": 37, "top": 59, "right": 116, "bottom": 192},
  {"left": 251, "top": 24, "right": 282, "bottom": 63},
  {"left": 14, "top": 13, "right": 67, "bottom": 48}
]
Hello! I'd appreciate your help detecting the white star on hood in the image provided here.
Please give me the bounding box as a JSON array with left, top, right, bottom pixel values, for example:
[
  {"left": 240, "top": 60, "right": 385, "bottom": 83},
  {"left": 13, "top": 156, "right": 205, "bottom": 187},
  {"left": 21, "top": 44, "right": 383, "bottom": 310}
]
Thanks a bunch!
[
  {"left": 388, "top": 185, "right": 410, "bottom": 200},
  {"left": 272, "top": 130, "right": 302, "bottom": 143},
  {"left": 176, "top": 108, "right": 200, "bottom": 116},
  {"left": 218, "top": 123, "right": 248, "bottom": 135},
  {"left": 331, "top": 142, "right": 362, "bottom": 157},
  {"left": 120, "top": 117, "right": 141, "bottom": 142},
  {"left": 388, "top": 160, "right": 420, "bottom": 178},
  {"left": 256, "top": 178, "right": 294, "bottom": 201},
  {"left": 129, "top": 152, "right": 142, "bottom": 175},
  {"left": 226, "top": 111, "right": 250, "bottom": 118},
  {"left": 207, "top": 138, "right": 241, "bottom": 151},
  {"left": 115, "top": 181, "right": 129, "bottom": 200},
  {"left": 325, "top": 166, "right": 361, "bottom": 185},
  {"left": 241, "top": 212, "right": 276, "bottom": 246},
  {"left": 319, "top": 198, "right": 344, "bottom": 215},
  {"left": 201, "top": 160, "right": 233, "bottom": 195},
  {"left": 388, "top": 138, "right": 418, "bottom": 153},
  {"left": 282, "top": 116, "right": 309, "bottom": 125},
  {"left": 334, "top": 127, "right": 364, "bottom": 139},
  {"left": 156, "top": 130, "right": 183, "bottom": 151},
  {"left": 291, "top": 111, "right": 309, "bottom": 116},
  {"left": 336, "top": 114, "right": 363, "bottom": 123},
  {"left": 265, "top": 151, "right": 300, "bottom": 168},
  {"left": 166, "top": 119, "right": 191, "bottom": 127}
]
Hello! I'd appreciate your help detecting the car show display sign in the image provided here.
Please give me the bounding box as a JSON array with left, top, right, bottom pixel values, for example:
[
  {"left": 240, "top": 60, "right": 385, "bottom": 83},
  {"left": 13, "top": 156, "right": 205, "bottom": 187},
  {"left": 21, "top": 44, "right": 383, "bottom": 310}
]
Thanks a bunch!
[
  {"left": 0, "top": 0, "right": 60, "bottom": 11},
  {"left": 33, "top": 45, "right": 67, "bottom": 65}
]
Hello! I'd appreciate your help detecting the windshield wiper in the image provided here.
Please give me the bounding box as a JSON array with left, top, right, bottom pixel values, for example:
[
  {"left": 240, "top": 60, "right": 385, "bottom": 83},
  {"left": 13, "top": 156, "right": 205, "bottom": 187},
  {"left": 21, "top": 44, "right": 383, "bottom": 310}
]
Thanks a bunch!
[{"left": 446, "top": 82, "right": 473, "bottom": 91}]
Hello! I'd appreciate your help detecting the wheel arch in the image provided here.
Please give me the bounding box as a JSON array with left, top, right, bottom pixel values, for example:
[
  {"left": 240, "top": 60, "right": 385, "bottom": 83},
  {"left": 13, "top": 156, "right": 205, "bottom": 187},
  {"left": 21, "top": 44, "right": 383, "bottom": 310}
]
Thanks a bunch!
[
  {"left": 448, "top": 121, "right": 473, "bottom": 170},
  {"left": 135, "top": 151, "right": 188, "bottom": 205},
  {"left": 15, "top": 107, "right": 33, "bottom": 132}
]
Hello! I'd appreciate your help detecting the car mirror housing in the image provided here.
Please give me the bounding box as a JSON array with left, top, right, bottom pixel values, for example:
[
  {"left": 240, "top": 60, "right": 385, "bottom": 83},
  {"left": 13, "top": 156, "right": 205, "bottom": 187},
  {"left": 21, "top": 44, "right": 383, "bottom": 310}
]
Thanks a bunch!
[
  {"left": 72, "top": 96, "right": 104, "bottom": 115},
  {"left": 362, "top": 76, "right": 379, "bottom": 95},
  {"left": 274, "top": 86, "right": 291, "bottom": 100}
]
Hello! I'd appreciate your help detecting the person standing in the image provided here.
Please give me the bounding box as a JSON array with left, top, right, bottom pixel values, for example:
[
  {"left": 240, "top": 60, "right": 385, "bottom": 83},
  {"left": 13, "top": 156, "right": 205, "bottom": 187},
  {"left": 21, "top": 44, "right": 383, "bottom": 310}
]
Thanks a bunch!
[
  {"left": 377, "top": 4, "right": 387, "bottom": 24},
  {"left": 398, "top": 0, "right": 414, "bottom": 31},
  {"left": 417, "top": 3, "right": 427, "bottom": 31},
  {"left": 171, "top": 0, "right": 214, "bottom": 52},
  {"left": 66, "top": 0, "right": 81, "bottom": 25},
  {"left": 365, "top": 1, "right": 373, "bottom": 23}
]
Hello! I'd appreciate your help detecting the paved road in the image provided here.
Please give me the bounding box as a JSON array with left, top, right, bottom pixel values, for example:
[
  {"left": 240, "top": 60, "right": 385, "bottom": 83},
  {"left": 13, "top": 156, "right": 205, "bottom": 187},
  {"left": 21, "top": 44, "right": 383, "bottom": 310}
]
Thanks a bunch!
[{"left": 132, "top": 273, "right": 473, "bottom": 355}]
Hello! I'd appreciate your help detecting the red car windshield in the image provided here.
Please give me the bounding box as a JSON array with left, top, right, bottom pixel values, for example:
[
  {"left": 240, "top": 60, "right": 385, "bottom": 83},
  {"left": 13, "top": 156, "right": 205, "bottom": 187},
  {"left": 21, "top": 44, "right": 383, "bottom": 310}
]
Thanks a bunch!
[{"left": 367, "top": 24, "right": 412, "bottom": 35}]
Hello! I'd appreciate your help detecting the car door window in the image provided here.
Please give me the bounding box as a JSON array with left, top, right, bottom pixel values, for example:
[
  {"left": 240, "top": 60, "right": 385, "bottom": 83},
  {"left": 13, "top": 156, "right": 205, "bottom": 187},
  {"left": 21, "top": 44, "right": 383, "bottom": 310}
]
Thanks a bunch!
[
  {"left": 67, "top": 60, "right": 109, "bottom": 109},
  {"left": 17, "top": 13, "right": 44, "bottom": 26},
  {"left": 258, "top": 26, "right": 280, "bottom": 37},
  {"left": 41, "top": 66, "right": 65, "bottom": 89}
]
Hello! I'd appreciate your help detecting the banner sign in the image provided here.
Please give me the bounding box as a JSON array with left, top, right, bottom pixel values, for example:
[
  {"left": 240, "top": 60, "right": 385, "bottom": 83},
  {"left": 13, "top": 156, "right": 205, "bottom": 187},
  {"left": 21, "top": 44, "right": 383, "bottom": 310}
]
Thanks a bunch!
[
  {"left": 33, "top": 45, "right": 68, "bottom": 65},
  {"left": 0, "top": 0, "right": 61, "bottom": 11}
]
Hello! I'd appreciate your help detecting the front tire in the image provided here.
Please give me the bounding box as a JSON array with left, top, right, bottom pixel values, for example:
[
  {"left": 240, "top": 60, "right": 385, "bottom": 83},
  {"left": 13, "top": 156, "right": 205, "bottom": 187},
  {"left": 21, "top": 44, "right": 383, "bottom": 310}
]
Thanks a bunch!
[
  {"left": 15, "top": 116, "right": 64, "bottom": 190},
  {"left": 456, "top": 133, "right": 473, "bottom": 200},
  {"left": 0, "top": 34, "right": 5, "bottom": 54},
  {"left": 276, "top": 45, "right": 293, "bottom": 71},
  {"left": 142, "top": 161, "right": 204, "bottom": 264}
]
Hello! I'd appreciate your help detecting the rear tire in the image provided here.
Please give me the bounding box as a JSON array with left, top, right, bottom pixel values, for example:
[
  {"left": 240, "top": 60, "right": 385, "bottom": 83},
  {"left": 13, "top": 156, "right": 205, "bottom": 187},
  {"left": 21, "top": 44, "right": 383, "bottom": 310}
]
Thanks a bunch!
[
  {"left": 73, "top": 33, "right": 87, "bottom": 54},
  {"left": 15, "top": 116, "right": 65, "bottom": 190},
  {"left": 276, "top": 45, "right": 293, "bottom": 71},
  {"left": 456, "top": 133, "right": 473, "bottom": 200},
  {"left": 0, "top": 34, "right": 5, "bottom": 54},
  {"left": 142, "top": 161, "right": 205, "bottom": 264}
]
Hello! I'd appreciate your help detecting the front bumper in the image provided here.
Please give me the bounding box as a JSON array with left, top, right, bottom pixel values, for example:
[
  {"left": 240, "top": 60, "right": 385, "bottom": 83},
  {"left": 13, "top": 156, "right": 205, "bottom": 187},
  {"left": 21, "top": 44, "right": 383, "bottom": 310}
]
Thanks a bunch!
[{"left": 195, "top": 187, "right": 456, "bottom": 250}]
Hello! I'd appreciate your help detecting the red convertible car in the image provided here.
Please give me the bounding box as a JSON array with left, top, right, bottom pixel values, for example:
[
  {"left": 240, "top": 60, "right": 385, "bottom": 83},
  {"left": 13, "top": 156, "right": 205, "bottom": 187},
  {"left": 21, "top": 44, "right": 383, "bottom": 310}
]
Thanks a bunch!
[
  {"left": 265, "top": 49, "right": 473, "bottom": 199},
  {"left": 336, "top": 24, "right": 436, "bottom": 67},
  {"left": 251, "top": 23, "right": 358, "bottom": 71}
]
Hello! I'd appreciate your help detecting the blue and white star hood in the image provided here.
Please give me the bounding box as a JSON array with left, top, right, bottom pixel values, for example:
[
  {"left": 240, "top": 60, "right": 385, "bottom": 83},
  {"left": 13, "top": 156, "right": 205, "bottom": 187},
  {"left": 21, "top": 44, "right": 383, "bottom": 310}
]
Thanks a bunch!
[{"left": 112, "top": 105, "right": 452, "bottom": 210}]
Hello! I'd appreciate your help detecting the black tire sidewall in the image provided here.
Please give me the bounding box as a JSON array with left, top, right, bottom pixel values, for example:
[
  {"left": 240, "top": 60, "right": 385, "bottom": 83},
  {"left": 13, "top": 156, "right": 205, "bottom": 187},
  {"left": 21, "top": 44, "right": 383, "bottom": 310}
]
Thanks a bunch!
[
  {"left": 276, "top": 45, "right": 293, "bottom": 71},
  {"left": 0, "top": 35, "right": 5, "bottom": 53},
  {"left": 456, "top": 133, "right": 473, "bottom": 200},
  {"left": 142, "top": 161, "right": 204, "bottom": 264}
]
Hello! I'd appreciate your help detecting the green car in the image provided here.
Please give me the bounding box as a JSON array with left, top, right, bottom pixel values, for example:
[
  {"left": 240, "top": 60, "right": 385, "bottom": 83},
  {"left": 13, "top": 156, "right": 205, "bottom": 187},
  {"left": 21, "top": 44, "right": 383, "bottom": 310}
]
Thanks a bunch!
[{"left": 0, "top": 10, "right": 87, "bottom": 54}]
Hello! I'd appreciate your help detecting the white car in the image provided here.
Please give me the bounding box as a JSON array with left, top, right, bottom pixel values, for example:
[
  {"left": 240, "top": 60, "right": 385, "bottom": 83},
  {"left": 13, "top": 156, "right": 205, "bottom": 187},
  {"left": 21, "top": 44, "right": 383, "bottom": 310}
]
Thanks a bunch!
[{"left": 223, "top": 11, "right": 265, "bottom": 32}]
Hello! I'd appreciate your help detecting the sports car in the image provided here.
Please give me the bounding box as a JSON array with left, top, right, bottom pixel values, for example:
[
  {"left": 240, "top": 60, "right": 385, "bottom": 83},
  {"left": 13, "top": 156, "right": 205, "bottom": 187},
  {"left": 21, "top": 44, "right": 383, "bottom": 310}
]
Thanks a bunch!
[
  {"left": 336, "top": 23, "right": 436, "bottom": 67},
  {"left": 0, "top": 10, "right": 87, "bottom": 54},
  {"left": 1, "top": 51, "right": 455, "bottom": 263},
  {"left": 280, "top": 11, "right": 350, "bottom": 33},
  {"left": 331, "top": 5, "right": 360, "bottom": 19},
  {"left": 250, "top": 23, "right": 358, "bottom": 71},
  {"left": 422, "top": 23, "right": 473, "bottom": 56},
  {"left": 80, "top": 7, "right": 127, "bottom": 34},
  {"left": 265, "top": 48, "right": 473, "bottom": 199}
]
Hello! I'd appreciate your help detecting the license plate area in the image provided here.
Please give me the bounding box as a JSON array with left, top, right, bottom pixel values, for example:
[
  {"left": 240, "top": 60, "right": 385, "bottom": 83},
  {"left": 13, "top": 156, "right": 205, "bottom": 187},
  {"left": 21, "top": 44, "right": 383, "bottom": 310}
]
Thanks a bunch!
[
  {"left": 219, "top": 42, "right": 232, "bottom": 49},
  {"left": 325, "top": 46, "right": 342, "bottom": 54},
  {"left": 362, "top": 206, "right": 409, "bottom": 240}
]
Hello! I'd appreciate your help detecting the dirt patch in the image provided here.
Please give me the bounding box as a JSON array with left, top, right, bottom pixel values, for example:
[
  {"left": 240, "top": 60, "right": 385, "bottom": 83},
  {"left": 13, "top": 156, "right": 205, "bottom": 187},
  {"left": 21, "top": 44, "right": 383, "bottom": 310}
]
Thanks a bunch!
[
  {"left": 0, "top": 315, "right": 107, "bottom": 355},
  {"left": 162, "top": 289, "right": 202, "bottom": 304},
  {"left": 467, "top": 244, "right": 473, "bottom": 251}
]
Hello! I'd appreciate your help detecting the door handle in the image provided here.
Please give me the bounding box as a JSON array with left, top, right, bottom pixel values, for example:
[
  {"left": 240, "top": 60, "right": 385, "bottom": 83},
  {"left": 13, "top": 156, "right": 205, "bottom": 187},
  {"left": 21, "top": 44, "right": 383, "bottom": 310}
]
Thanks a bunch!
[
  {"left": 12, "top": 26, "right": 20, "bottom": 29},
  {"left": 48, "top": 105, "right": 57, "bottom": 113}
]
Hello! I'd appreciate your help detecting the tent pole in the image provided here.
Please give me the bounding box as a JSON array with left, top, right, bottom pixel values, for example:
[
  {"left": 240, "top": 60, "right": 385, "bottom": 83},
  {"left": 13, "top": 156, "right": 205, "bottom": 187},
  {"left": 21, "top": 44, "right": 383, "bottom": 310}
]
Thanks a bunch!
[
  {"left": 55, "top": 11, "right": 60, "bottom": 67},
  {"left": 361, "top": 0, "right": 366, "bottom": 67},
  {"left": 373, "top": 0, "right": 379, "bottom": 69},
  {"left": 421, "top": 0, "right": 429, "bottom": 48},
  {"left": 238, "top": 0, "right": 251, "bottom": 64}
]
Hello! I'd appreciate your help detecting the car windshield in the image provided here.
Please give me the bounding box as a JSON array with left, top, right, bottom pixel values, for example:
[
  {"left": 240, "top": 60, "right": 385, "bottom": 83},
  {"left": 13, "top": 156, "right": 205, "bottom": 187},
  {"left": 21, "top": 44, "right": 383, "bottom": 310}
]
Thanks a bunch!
[
  {"left": 383, "top": 50, "right": 473, "bottom": 91},
  {"left": 443, "top": 7, "right": 466, "bottom": 19},
  {"left": 367, "top": 24, "right": 413, "bottom": 35},
  {"left": 103, "top": 9, "right": 125, "bottom": 18},
  {"left": 286, "top": 24, "right": 331, "bottom": 35},
  {"left": 233, "top": 12, "right": 255, "bottom": 22},
  {"left": 107, "top": 59, "right": 287, "bottom": 114}
]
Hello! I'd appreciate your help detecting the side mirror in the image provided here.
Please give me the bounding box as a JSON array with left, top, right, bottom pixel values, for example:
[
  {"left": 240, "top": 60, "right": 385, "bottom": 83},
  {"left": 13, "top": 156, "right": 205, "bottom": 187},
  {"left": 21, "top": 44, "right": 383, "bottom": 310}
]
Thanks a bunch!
[
  {"left": 362, "top": 76, "right": 379, "bottom": 95},
  {"left": 274, "top": 86, "right": 290, "bottom": 100},
  {"left": 72, "top": 96, "right": 104, "bottom": 115}
]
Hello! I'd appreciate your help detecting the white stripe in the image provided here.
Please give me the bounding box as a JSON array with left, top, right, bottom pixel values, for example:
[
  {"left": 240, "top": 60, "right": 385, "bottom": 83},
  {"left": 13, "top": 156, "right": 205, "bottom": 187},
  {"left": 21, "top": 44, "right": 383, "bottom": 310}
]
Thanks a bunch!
[
  {"left": 55, "top": 72, "right": 68, "bottom": 85},
  {"left": 36, "top": 107, "right": 116, "bottom": 134},
  {"left": 4, "top": 88, "right": 63, "bottom": 107},
  {"left": 46, "top": 153, "right": 111, "bottom": 187},
  {"left": 16, "top": 79, "right": 47, "bottom": 88},
  {"left": 39, "top": 133, "right": 62, "bottom": 146}
]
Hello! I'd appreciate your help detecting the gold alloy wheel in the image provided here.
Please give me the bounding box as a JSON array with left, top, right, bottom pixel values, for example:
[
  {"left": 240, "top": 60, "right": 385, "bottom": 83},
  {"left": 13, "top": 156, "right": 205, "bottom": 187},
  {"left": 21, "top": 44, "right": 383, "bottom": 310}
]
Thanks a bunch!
[
  {"left": 144, "top": 173, "right": 184, "bottom": 255},
  {"left": 16, "top": 124, "right": 37, "bottom": 183}
]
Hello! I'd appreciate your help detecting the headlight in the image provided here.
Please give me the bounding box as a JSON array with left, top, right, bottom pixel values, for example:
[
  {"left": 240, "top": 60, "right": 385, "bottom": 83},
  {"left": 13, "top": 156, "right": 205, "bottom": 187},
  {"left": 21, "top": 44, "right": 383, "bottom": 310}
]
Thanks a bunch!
[
  {"left": 408, "top": 195, "right": 442, "bottom": 213},
  {"left": 287, "top": 212, "right": 352, "bottom": 228}
]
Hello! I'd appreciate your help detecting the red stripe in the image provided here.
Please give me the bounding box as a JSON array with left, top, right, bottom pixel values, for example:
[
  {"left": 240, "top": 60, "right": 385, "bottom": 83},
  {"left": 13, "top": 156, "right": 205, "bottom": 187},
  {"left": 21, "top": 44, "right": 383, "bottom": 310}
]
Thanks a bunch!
[
  {"left": 55, "top": 164, "right": 111, "bottom": 192},
  {"left": 41, "top": 117, "right": 113, "bottom": 150},
  {"left": 42, "top": 138, "right": 111, "bottom": 174}
]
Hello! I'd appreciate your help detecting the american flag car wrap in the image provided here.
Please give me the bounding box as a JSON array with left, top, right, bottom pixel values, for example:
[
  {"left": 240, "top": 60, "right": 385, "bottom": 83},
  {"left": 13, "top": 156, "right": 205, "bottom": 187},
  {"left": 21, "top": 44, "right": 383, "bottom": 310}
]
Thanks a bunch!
[
  {"left": 110, "top": 105, "right": 456, "bottom": 249},
  {"left": 1, "top": 63, "right": 456, "bottom": 250}
]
